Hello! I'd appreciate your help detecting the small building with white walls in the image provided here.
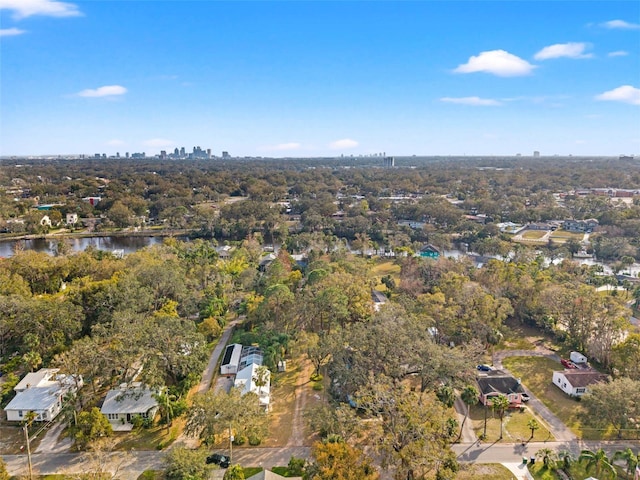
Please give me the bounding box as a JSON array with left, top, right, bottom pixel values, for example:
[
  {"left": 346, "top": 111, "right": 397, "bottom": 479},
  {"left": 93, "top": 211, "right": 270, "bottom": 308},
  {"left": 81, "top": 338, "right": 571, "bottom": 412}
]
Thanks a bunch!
[
  {"left": 552, "top": 370, "right": 608, "bottom": 397},
  {"left": 220, "top": 343, "right": 243, "bottom": 375}
]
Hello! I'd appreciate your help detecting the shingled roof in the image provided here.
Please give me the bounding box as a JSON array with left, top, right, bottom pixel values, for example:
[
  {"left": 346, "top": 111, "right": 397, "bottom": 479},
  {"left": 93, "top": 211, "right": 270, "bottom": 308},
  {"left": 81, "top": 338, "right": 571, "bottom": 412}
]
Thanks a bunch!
[{"left": 476, "top": 371, "right": 525, "bottom": 396}]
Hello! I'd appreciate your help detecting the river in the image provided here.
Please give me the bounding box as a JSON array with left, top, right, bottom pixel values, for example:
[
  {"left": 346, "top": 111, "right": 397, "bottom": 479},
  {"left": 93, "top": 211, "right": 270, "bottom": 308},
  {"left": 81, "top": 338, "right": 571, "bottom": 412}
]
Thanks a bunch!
[{"left": 0, "top": 236, "right": 170, "bottom": 258}]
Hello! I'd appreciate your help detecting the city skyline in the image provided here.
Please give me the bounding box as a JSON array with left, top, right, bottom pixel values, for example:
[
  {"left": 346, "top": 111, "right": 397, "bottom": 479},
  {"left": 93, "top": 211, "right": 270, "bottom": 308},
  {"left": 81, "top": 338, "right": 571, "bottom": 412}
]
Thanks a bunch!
[{"left": 1, "top": 0, "right": 639, "bottom": 157}]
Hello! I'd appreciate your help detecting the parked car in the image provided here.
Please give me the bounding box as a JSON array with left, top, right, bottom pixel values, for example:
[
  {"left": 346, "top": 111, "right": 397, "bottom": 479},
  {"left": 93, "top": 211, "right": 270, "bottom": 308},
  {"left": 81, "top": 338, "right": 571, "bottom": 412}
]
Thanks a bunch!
[
  {"left": 206, "top": 453, "right": 230, "bottom": 468},
  {"left": 477, "top": 364, "right": 492, "bottom": 372},
  {"left": 521, "top": 393, "right": 530, "bottom": 402},
  {"left": 560, "top": 359, "right": 577, "bottom": 369}
]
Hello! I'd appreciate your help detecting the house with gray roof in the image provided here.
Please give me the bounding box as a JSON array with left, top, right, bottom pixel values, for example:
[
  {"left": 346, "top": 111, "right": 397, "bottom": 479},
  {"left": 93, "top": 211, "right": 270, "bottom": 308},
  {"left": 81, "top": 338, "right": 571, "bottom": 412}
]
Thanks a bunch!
[
  {"left": 4, "top": 368, "right": 82, "bottom": 422},
  {"left": 100, "top": 383, "right": 159, "bottom": 431}
]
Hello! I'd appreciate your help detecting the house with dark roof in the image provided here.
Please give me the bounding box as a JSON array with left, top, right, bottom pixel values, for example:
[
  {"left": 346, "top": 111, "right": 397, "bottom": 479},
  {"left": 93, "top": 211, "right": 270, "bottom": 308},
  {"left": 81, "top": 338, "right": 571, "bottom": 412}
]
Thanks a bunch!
[
  {"left": 552, "top": 370, "right": 608, "bottom": 397},
  {"left": 476, "top": 371, "right": 526, "bottom": 407}
]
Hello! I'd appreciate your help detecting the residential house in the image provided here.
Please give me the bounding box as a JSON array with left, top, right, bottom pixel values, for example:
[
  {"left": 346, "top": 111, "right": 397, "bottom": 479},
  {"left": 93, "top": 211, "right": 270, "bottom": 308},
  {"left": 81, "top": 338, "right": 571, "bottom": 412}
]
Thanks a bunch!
[
  {"left": 552, "top": 370, "right": 608, "bottom": 397},
  {"left": 66, "top": 213, "right": 78, "bottom": 225},
  {"left": 371, "top": 290, "right": 388, "bottom": 311},
  {"left": 563, "top": 218, "right": 599, "bottom": 233},
  {"left": 39, "top": 215, "right": 52, "bottom": 227},
  {"left": 246, "top": 470, "right": 302, "bottom": 480},
  {"left": 476, "top": 371, "right": 526, "bottom": 407},
  {"left": 4, "top": 368, "right": 82, "bottom": 422},
  {"left": 419, "top": 244, "right": 440, "bottom": 259},
  {"left": 234, "top": 362, "right": 271, "bottom": 410},
  {"left": 100, "top": 383, "right": 159, "bottom": 431}
]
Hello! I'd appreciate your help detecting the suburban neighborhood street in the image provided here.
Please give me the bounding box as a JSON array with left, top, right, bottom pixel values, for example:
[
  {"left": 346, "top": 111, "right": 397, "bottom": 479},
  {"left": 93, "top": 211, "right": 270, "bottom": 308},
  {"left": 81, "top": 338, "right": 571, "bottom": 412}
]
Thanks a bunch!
[{"left": 4, "top": 440, "right": 640, "bottom": 477}]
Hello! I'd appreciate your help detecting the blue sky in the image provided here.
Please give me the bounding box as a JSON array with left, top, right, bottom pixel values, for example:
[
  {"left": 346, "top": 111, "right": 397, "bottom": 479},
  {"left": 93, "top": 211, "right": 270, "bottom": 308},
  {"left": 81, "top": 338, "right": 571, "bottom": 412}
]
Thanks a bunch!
[{"left": 1, "top": 0, "right": 639, "bottom": 157}]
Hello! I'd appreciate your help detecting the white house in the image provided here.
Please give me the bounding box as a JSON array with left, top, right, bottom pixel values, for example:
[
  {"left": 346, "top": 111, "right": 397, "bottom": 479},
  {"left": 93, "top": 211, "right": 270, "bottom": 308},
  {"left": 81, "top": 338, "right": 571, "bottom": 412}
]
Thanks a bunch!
[
  {"left": 100, "top": 383, "right": 159, "bottom": 431},
  {"left": 66, "top": 213, "right": 78, "bottom": 225},
  {"left": 4, "top": 368, "right": 83, "bottom": 422},
  {"left": 552, "top": 370, "right": 608, "bottom": 397},
  {"left": 39, "top": 215, "right": 52, "bottom": 227},
  {"left": 220, "top": 344, "right": 243, "bottom": 375},
  {"left": 234, "top": 363, "right": 271, "bottom": 410}
]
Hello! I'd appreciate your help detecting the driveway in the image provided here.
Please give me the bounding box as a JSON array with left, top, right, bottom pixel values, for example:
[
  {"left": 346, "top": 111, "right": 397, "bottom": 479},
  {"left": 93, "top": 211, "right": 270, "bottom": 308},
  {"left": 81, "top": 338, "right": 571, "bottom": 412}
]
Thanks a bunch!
[{"left": 492, "top": 348, "right": 576, "bottom": 442}]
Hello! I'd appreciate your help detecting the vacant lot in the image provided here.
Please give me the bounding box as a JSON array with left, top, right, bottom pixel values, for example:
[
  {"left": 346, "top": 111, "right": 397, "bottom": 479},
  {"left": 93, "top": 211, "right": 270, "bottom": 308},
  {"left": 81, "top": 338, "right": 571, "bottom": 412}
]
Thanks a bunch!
[
  {"left": 522, "top": 230, "right": 548, "bottom": 240},
  {"left": 502, "top": 357, "right": 617, "bottom": 440},
  {"left": 549, "top": 230, "right": 585, "bottom": 241},
  {"left": 371, "top": 260, "right": 401, "bottom": 291},
  {"left": 457, "top": 464, "right": 514, "bottom": 480}
]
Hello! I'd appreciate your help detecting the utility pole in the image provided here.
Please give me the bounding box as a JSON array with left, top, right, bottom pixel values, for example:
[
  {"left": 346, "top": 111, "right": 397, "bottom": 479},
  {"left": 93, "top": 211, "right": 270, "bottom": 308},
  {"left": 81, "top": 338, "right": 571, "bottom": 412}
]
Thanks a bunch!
[
  {"left": 23, "top": 412, "right": 36, "bottom": 480},
  {"left": 483, "top": 402, "right": 488, "bottom": 439},
  {"left": 229, "top": 424, "right": 234, "bottom": 463}
]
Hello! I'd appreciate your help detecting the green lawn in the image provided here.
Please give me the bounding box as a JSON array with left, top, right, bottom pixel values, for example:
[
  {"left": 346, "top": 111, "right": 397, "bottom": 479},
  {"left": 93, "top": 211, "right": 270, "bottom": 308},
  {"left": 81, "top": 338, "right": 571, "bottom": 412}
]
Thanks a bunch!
[
  {"left": 502, "top": 357, "right": 618, "bottom": 440},
  {"left": 456, "top": 463, "right": 515, "bottom": 480},
  {"left": 522, "top": 230, "right": 548, "bottom": 240},
  {"left": 529, "top": 461, "right": 622, "bottom": 480},
  {"left": 549, "top": 230, "right": 585, "bottom": 241},
  {"left": 469, "top": 403, "right": 553, "bottom": 443}
]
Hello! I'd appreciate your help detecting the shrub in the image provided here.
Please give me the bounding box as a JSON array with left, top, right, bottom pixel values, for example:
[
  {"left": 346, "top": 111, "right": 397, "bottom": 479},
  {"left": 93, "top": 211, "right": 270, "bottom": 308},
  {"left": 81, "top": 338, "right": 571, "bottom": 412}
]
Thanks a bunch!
[
  {"left": 312, "top": 382, "right": 323, "bottom": 391},
  {"left": 310, "top": 373, "right": 323, "bottom": 382}
]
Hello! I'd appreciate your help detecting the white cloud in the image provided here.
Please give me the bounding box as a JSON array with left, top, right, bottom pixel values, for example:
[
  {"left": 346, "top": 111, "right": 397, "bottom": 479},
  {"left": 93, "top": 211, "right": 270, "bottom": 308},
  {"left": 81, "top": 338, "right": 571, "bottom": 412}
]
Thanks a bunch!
[
  {"left": 440, "top": 96, "right": 502, "bottom": 106},
  {"left": 263, "top": 142, "right": 302, "bottom": 152},
  {"left": 453, "top": 50, "right": 536, "bottom": 77},
  {"left": 534, "top": 42, "right": 592, "bottom": 60},
  {"left": 77, "top": 85, "right": 127, "bottom": 98},
  {"left": 106, "top": 139, "right": 125, "bottom": 147},
  {"left": 608, "top": 50, "right": 629, "bottom": 57},
  {"left": 595, "top": 85, "right": 640, "bottom": 105},
  {"left": 329, "top": 138, "right": 359, "bottom": 149},
  {"left": 0, "top": 0, "right": 81, "bottom": 19},
  {"left": 0, "top": 27, "right": 26, "bottom": 36},
  {"left": 602, "top": 19, "right": 640, "bottom": 30},
  {"left": 142, "top": 138, "right": 175, "bottom": 148}
]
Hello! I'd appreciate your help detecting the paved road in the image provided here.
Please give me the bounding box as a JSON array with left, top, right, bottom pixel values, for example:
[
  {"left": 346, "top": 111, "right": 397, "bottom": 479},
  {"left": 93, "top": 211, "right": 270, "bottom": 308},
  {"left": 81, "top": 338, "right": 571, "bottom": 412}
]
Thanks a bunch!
[{"left": 5, "top": 441, "right": 639, "bottom": 477}]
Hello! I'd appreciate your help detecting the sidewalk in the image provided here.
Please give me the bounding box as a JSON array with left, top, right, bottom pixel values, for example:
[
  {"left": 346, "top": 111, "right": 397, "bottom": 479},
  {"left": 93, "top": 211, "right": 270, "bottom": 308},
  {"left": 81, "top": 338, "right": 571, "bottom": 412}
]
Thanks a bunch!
[{"left": 503, "top": 462, "right": 534, "bottom": 480}]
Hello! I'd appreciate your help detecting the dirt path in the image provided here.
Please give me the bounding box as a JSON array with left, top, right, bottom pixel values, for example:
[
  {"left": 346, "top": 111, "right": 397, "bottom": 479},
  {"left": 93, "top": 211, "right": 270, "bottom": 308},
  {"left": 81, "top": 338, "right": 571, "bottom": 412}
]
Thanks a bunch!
[{"left": 286, "top": 360, "right": 314, "bottom": 447}]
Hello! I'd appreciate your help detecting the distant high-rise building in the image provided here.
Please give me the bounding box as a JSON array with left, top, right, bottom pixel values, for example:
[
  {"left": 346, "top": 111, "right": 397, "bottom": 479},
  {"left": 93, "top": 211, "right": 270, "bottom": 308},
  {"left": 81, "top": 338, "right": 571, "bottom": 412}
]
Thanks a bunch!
[
  {"left": 116, "top": 152, "right": 120, "bottom": 158},
  {"left": 180, "top": 147, "right": 186, "bottom": 157},
  {"left": 533, "top": 151, "right": 540, "bottom": 158},
  {"left": 222, "top": 151, "right": 230, "bottom": 159},
  {"left": 174, "top": 148, "right": 179, "bottom": 156},
  {"left": 160, "top": 150, "right": 167, "bottom": 160},
  {"left": 125, "top": 152, "right": 130, "bottom": 158},
  {"left": 207, "top": 148, "right": 212, "bottom": 158},
  {"left": 383, "top": 156, "right": 395, "bottom": 168}
]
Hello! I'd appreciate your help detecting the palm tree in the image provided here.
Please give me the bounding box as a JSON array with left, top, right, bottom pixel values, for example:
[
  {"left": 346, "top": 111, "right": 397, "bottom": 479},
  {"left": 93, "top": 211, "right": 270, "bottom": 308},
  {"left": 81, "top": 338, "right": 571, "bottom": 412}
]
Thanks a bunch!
[
  {"left": 557, "top": 450, "right": 574, "bottom": 471},
  {"left": 613, "top": 447, "right": 638, "bottom": 479},
  {"left": 579, "top": 448, "right": 617, "bottom": 480},
  {"left": 491, "top": 394, "right": 510, "bottom": 440},
  {"left": 536, "top": 448, "right": 557, "bottom": 469},
  {"left": 460, "top": 385, "right": 478, "bottom": 437},
  {"left": 527, "top": 418, "right": 540, "bottom": 440}
]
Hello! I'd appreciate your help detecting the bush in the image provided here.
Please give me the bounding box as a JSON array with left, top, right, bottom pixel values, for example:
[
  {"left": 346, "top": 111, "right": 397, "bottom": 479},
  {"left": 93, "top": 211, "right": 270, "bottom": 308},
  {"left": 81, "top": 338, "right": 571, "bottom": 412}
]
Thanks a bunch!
[
  {"left": 233, "top": 434, "right": 247, "bottom": 446},
  {"left": 312, "top": 382, "right": 323, "bottom": 391},
  {"left": 310, "top": 373, "right": 323, "bottom": 382},
  {"left": 248, "top": 435, "right": 262, "bottom": 446},
  {"left": 287, "top": 456, "right": 306, "bottom": 476}
]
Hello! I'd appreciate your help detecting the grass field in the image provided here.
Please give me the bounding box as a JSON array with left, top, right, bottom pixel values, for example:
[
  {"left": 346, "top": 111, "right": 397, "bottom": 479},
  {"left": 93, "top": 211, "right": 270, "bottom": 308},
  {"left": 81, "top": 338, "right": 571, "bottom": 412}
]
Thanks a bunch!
[
  {"left": 502, "top": 357, "right": 618, "bottom": 440},
  {"left": 371, "top": 260, "right": 402, "bottom": 291},
  {"left": 456, "top": 463, "right": 515, "bottom": 480},
  {"left": 522, "top": 230, "right": 548, "bottom": 240}
]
